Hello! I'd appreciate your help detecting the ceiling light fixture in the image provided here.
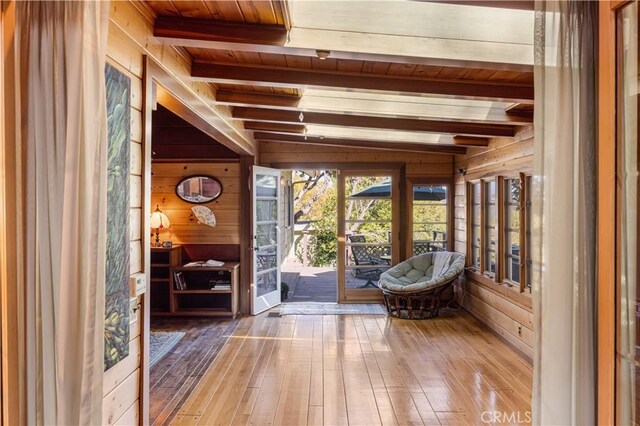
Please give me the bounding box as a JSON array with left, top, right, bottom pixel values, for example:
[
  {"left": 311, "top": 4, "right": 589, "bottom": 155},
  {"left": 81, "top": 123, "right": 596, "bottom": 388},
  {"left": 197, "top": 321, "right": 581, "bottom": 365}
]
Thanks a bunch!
[{"left": 315, "top": 49, "right": 331, "bottom": 60}]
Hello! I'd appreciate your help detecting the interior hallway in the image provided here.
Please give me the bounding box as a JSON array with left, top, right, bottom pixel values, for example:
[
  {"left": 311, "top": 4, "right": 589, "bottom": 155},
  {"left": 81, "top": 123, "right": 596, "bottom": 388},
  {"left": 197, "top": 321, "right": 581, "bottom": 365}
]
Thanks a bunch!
[{"left": 170, "top": 311, "right": 532, "bottom": 425}]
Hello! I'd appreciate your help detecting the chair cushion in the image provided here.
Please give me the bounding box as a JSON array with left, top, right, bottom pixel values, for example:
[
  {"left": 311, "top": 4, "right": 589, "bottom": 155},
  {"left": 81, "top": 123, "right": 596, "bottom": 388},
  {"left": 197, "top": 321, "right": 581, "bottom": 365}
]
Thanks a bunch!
[{"left": 378, "top": 252, "right": 465, "bottom": 293}]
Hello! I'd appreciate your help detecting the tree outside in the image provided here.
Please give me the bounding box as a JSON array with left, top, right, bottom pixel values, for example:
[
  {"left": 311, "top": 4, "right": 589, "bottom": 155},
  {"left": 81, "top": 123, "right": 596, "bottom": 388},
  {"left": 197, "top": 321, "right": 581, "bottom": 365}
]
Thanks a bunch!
[{"left": 292, "top": 170, "right": 449, "bottom": 267}]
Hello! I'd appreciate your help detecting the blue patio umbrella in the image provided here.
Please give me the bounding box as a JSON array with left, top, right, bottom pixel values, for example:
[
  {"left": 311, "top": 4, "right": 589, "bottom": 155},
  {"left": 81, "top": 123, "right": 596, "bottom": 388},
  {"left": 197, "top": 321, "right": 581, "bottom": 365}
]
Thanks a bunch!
[{"left": 350, "top": 181, "right": 447, "bottom": 201}]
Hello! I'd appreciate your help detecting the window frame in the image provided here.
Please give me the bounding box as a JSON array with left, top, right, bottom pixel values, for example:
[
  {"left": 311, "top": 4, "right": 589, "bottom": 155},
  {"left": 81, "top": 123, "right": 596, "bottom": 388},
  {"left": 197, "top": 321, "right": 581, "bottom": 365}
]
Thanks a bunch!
[
  {"left": 466, "top": 173, "right": 532, "bottom": 295},
  {"left": 406, "top": 177, "right": 453, "bottom": 258},
  {"left": 466, "top": 181, "right": 482, "bottom": 270},
  {"left": 284, "top": 180, "right": 293, "bottom": 229},
  {"left": 498, "top": 174, "right": 528, "bottom": 292},
  {"left": 482, "top": 178, "right": 497, "bottom": 278},
  {"left": 523, "top": 174, "right": 532, "bottom": 293}
]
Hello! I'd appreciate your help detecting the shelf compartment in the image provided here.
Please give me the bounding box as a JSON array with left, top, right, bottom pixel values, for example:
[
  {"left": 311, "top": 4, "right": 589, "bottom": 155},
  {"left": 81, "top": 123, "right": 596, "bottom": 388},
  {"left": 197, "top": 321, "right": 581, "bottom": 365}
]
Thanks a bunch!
[
  {"left": 175, "top": 292, "right": 232, "bottom": 312},
  {"left": 173, "top": 289, "right": 232, "bottom": 294}
]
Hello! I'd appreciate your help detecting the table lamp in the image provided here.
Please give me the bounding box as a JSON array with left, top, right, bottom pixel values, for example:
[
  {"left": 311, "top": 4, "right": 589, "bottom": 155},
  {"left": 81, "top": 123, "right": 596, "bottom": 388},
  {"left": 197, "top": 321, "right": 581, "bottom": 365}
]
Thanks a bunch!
[{"left": 150, "top": 205, "right": 171, "bottom": 247}]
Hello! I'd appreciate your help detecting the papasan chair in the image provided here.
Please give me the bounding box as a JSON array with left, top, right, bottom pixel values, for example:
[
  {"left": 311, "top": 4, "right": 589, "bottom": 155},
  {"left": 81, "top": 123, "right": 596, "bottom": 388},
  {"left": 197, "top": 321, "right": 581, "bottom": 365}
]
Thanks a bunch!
[{"left": 378, "top": 251, "right": 465, "bottom": 319}]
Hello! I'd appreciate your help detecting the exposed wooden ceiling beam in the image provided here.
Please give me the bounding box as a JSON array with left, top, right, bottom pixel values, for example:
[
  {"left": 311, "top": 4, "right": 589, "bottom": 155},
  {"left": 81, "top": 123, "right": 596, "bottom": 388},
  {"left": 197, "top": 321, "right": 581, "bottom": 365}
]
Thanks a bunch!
[
  {"left": 217, "top": 90, "right": 301, "bottom": 109},
  {"left": 195, "top": 61, "right": 533, "bottom": 102},
  {"left": 215, "top": 89, "right": 534, "bottom": 125},
  {"left": 155, "top": 17, "right": 532, "bottom": 71},
  {"left": 254, "top": 132, "right": 467, "bottom": 155},
  {"left": 243, "top": 121, "right": 305, "bottom": 134},
  {"left": 421, "top": 1, "right": 534, "bottom": 11},
  {"left": 505, "top": 102, "right": 534, "bottom": 122},
  {"left": 233, "top": 107, "right": 516, "bottom": 137},
  {"left": 155, "top": 16, "right": 288, "bottom": 46},
  {"left": 452, "top": 136, "right": 490, "bottom": 147}
]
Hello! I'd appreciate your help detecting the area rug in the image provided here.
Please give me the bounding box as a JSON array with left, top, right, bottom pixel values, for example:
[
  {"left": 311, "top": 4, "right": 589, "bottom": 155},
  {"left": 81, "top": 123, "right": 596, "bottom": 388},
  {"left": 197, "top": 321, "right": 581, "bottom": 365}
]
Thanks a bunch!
[
  {"left": 150, "top": 331, "right": 185, "bottom": 368},
  {"left": 279, "top": 303, "right": 387, "bottom": 315}
]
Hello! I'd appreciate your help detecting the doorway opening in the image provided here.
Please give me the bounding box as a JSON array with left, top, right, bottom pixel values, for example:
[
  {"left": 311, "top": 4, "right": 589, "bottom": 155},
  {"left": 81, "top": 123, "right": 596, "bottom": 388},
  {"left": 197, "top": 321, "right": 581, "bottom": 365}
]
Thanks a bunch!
[
  {"left": 147, "top": 83, "right": 244, "bottom": 424},
  {"left": 282, "top": 169, "right": 339, "bottom": 303}
]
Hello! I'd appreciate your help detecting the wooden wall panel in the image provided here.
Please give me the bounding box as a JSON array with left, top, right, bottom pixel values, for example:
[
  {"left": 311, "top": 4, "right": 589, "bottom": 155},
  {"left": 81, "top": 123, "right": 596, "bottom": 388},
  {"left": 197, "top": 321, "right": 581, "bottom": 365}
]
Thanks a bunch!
[
  {"left": 151, "top": 161, "right": 241, "bottom": 245},
  {"left": 109, "top": 0, "right": 255, "bottom": 155},
  {"left": 454, "top": 126, "right": 534, "bottom": 359},
  {"left": 102, "top": 368, "right": 141, "bottom": 426},
  {"left": 259, "top": 141, "right": 454, "bottom": 178},
  {"left": 103, "top": 337, "right": 141, "bottom": 396},
  {"left": 131, "top": 142, "right": 142, "bottom": 175},
  {"left": 115, "top": 402, "right": 139, "bottom": 426}
]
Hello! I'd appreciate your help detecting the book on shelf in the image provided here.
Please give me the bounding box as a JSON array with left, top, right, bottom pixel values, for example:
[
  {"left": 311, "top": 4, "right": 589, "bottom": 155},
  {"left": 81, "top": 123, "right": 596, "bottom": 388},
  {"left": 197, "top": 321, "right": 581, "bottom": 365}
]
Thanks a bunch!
[
  {"left": 183, "top": 259, "right": 225, "bottom": 268},
  {"left": 174, "top": 271, "right": 186, "bottom": 290},
  {"left": 208, "top": 279, "right": 231, "bottom": 290}
]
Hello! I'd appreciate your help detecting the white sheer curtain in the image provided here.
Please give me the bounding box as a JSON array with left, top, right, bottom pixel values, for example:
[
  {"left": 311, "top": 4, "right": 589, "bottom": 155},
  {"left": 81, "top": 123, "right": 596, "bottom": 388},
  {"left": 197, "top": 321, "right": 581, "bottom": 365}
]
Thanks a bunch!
[
  {"left": 532, "top": 1, "right": 597, "bottom": 425},
  {"left": 16, "top": 2, "right": 110, "bottom": 424},
  {"left": 618, "top": 3, "right": 638, "bottom": 424}
]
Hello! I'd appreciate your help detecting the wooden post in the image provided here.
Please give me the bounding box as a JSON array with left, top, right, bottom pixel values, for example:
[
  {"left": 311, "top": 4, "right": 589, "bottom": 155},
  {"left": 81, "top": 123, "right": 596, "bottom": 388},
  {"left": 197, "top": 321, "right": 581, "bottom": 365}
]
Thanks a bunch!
[
  {"left": 1, "top": 1, "right": 25, "bottom": 424},
  {"left": 597, "top": 1, "right": 620, "bottom": 424}
]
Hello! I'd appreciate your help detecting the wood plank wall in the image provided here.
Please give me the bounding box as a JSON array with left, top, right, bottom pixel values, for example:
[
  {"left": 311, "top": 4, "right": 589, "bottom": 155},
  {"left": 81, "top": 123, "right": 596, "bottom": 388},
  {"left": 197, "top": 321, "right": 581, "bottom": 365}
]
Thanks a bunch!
[
  {"left": 108, "top": 0, "right": 255, "bottom": 155},
  {"left": 151, "top": 162, "right": 241, "bottom": 245},
  {"left": 453, "top": 126, "right": 534, "bottom": 359},
  {"left": 259, "top": 141, "right": 454, "bottom": 178}
]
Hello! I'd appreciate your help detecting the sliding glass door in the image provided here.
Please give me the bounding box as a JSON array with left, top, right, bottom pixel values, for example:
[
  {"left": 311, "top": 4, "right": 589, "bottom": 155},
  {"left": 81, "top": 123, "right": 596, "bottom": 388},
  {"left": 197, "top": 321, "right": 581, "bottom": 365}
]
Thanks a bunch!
[{"left": 338, "top": 170, "right": 399, "bottom": 302}]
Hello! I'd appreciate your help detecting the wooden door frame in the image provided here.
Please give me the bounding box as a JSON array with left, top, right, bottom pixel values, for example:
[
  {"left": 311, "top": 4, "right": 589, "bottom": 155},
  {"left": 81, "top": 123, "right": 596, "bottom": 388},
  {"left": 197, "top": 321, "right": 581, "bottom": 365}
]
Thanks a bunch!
[
  {"left": 598, "top": 1, "right": 630, "bottom": 424},
  {"left": 1, "top": 1, "right": 25, "bottom": 424},
  {"left": 338, "top": 168, "right": 400, "bottom": 303},
  {"left": 405, "top": 176, "right": 454, "bottom": 257}
]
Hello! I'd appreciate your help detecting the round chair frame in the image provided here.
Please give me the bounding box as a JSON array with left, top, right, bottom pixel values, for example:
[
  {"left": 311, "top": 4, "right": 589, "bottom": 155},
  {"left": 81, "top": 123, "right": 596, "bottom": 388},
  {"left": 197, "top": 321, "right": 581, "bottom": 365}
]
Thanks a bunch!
[{"left": 381, "top": 273, "right": 462, "bottom": 320}]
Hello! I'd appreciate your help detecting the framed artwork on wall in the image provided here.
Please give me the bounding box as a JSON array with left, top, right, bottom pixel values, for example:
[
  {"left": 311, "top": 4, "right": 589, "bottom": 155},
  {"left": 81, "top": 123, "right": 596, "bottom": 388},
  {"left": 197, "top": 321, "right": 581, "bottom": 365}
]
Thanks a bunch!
[{"left": 104, "top": 63, "right": 131, "bottom": 371}]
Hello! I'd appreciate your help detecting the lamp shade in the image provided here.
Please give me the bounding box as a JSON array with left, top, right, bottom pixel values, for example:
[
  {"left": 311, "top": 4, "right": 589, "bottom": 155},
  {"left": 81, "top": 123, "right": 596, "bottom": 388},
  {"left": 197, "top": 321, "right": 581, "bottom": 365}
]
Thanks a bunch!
[{"left": 150, "top": 206, "right": 170, "bottom": 229}]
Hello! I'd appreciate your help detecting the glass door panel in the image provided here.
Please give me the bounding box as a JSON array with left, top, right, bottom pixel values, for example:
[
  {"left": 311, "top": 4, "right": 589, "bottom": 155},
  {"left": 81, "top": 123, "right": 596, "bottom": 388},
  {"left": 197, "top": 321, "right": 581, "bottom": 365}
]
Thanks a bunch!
[
  {"left": 252, "top": 167, "right": 281, "bottom": 314},
  {"left": 410, "top": 184, "right": 449, "bottom": 256},
  {"left": 339, "top": 172, "right": 398, "bottom": 301}
]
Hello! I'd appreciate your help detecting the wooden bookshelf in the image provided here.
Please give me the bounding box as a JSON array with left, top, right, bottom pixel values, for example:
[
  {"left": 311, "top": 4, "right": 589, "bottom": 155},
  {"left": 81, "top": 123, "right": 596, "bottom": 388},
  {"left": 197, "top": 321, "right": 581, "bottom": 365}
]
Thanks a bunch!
[
  {"left": 170, "top": 262, "right": 240, "bottom": 318},
  {"left": 150, "top": 246, "right": 182, "bottom": 315}
]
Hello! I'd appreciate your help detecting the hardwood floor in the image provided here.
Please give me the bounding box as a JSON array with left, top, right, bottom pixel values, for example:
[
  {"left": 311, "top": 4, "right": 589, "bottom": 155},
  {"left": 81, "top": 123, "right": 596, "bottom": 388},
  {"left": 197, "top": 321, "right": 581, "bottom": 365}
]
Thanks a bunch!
[
  {"left": 150, "top": 318, "right": 240, "bottom": 425},
  {"left": 169, "top": 310, "right": 532, "bottom": 425}
]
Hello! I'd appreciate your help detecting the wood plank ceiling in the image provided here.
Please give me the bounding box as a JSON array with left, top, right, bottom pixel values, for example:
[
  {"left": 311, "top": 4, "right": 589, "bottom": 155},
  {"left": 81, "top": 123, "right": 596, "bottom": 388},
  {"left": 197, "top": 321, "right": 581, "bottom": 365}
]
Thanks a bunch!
[{"left": 145, "top": 0, "right": 535, "bottom": 154}]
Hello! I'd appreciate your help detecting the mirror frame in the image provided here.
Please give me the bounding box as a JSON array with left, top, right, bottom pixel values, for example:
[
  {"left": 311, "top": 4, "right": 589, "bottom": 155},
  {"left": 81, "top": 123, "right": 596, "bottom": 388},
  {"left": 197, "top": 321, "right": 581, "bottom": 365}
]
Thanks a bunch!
[{"left": 175, "top": 174, "right": 223, "bottom": 204}]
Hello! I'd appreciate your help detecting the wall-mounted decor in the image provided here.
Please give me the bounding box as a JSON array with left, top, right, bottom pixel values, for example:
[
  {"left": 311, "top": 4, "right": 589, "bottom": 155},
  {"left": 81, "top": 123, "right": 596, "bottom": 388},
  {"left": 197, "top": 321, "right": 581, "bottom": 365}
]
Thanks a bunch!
[
  {"left": 176, "top": 175, "right": 222, "bottom": 204},
  {"left": 104, "top": 63, "right": 131, "bottom": 371},
  {"left": 191, "top": 205, "right": 217, "bottom": 228}
]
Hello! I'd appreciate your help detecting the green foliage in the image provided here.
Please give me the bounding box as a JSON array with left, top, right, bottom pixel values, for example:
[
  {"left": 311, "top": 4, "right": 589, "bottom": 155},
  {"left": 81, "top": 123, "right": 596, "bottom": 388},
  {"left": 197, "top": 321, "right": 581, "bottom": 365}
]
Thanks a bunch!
[{"left": 293, "top": 173, "right": 451, "bottom": 266}]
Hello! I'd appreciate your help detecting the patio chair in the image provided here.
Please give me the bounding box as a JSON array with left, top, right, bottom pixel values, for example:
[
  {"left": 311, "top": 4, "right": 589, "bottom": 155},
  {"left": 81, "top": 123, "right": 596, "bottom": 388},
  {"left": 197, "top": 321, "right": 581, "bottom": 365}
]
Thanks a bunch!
[
  {"left": 413, "top": 241, "right": 430, "bottom": 255},
  {"left": 348, "top": 235, "right": 385, "bottom": 288},
  {"left": 378, "top": 251, "right": 465, "bottom": 319}
]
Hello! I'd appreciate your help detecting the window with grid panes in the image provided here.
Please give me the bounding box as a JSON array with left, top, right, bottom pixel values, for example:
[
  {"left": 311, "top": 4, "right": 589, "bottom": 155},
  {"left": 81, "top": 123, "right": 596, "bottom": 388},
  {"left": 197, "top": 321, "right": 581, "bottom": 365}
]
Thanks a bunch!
[
  {"left": 470, "top": 182, "right": 481, "bottom": 268},
  {"left": 504, "top": 178, "right": 521, "bottom": 283},
  {"left": 483, "top": 180, "right": 496, "bottom": 275},
  {"left": 525, "top": 176, "right": 532, "bottom": 289}
]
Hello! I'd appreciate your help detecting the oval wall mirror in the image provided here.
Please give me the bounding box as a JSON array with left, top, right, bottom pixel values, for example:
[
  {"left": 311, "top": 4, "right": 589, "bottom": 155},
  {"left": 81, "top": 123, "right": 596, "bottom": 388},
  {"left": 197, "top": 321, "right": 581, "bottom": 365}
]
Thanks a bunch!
[{"left": 176, "top": 175, "right": 223, "bottom": 204}]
